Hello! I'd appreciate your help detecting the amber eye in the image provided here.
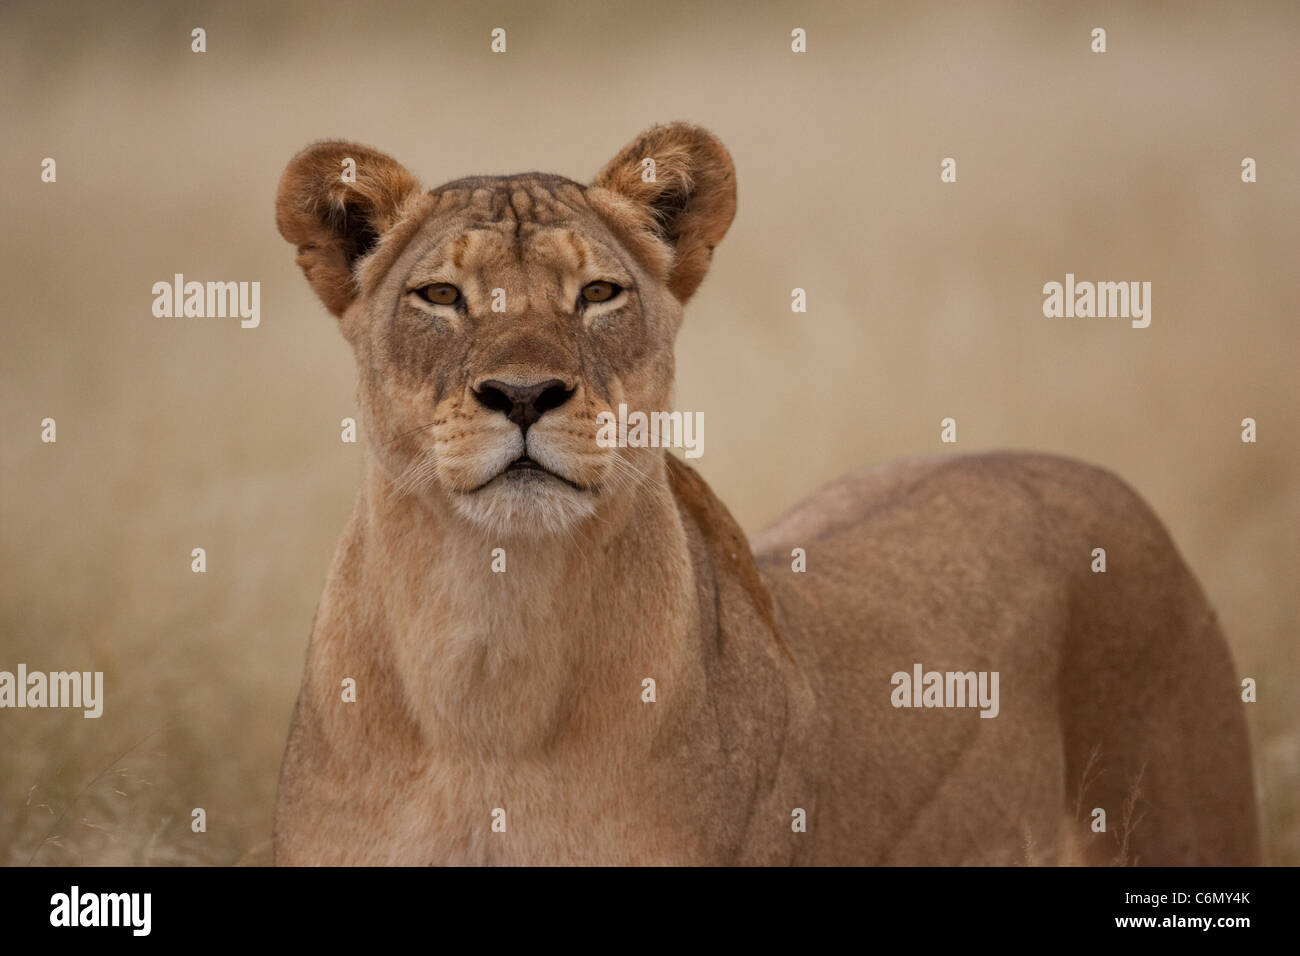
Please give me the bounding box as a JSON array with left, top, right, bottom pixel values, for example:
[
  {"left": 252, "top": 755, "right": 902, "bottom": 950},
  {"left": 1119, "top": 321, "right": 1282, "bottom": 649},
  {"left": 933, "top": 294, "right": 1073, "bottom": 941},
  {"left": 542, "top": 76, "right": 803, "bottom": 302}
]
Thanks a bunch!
[
  {"left": 580, "top": 281, "right": 623, "bottom": 305},
  {"left": 418, "top": 283, "right": 462, "bottom": 306}
]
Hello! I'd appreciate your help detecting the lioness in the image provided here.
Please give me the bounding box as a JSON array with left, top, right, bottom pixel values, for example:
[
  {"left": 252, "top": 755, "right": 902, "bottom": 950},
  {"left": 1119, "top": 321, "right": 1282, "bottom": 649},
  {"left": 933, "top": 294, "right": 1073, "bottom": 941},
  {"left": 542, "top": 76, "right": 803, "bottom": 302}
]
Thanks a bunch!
[{"left": 273, "top": 123, "right": 1259, "bottom": 865}]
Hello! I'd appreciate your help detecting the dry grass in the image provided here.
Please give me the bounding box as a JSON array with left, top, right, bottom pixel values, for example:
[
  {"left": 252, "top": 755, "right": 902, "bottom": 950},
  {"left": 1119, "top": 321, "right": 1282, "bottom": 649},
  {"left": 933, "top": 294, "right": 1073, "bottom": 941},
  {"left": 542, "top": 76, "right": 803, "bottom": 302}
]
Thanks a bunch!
[{"left": 1, "top": 0, "right": 1296, "bottom": 865}]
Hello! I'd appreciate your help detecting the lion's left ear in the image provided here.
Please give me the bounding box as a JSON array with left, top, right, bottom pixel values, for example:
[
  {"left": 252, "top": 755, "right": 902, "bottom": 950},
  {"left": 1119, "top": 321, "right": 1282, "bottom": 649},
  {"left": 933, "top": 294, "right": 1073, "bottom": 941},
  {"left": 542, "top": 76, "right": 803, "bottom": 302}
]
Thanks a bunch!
[{"left": 589, "top": 123, "right": 737, "bottom": 303}]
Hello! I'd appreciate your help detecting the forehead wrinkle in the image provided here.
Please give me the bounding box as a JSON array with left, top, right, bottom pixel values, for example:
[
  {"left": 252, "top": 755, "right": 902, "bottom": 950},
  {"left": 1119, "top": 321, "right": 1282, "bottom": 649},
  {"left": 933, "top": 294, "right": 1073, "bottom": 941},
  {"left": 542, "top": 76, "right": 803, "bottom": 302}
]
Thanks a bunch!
[
  {"left": 513, "top": 227, "right": 636, "bottom": 309},
  {"left": 428, "top": 174, "right": 583, "bottom": 213},
  {"left": 431, "top": 188, "right": 471, "bottom": 215},
  {"left": 536, "top": 180, "right": 587, "bottom": 216},
  {"left": 407, "top": 226, "right": 513, "bottom": 283},
  {"left": 525, "top": 228, "right": 581, "bottom": 269},
  {"left": 552, "top": 182, "right": 589, "bottom": 209},
  {"left": 523, "top": 184, "right": 560, "bottom": 226},
  {"left": 449, "top": 232, "right": 471, "bottom": 271},
  {"left": 510, "top": 187, "right": 534, "bottom": 223},
  {"left": 429, "top": 178, "right": 587, "bottom": 234},
  {"left": 567, "top": 229, "right": 588, "bottom": 271},
  {"left": 464, "top": 232, "right": 515, "bottom": 289},
  {"left": 412, "top": 178, "right": 633, "bottom": 294},
  {"left": 469, "top": 186, "right": 509, "bottom": 222}
]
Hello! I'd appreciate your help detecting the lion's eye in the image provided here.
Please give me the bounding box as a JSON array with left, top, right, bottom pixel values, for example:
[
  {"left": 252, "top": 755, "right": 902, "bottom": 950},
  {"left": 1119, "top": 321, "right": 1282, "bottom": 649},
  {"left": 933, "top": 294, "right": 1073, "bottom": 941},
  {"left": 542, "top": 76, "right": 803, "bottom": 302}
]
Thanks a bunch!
[
  {"left": 580, "top": 281, "right": 623, "bottom": 305},
  {"left": 418, "top": 283, "right": 462, "bottom": 306}
]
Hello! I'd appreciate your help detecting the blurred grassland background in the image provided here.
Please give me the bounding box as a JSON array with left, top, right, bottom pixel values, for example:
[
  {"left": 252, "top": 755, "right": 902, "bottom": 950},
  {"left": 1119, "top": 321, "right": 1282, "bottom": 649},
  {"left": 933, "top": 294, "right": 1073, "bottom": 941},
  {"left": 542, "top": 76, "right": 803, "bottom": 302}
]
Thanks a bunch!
[{"left": 1, "top": 0, "right": 1296, "bottom": 865}]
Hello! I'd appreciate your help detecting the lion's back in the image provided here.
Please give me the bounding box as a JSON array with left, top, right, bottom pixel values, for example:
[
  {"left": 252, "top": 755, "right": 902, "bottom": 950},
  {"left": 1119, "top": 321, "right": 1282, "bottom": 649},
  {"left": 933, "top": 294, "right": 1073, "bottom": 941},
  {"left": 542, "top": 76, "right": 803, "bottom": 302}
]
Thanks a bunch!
[{"left": 750, "top": 451, "right": 1256, "bottom": 863}]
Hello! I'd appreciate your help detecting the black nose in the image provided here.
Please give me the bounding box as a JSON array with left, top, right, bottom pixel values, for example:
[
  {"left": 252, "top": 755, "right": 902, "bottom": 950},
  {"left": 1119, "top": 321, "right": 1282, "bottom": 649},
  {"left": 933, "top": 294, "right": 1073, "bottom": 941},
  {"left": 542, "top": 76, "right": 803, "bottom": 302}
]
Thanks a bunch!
[{"left": 474, "top": 379, "right": 575, "bottom": 431}]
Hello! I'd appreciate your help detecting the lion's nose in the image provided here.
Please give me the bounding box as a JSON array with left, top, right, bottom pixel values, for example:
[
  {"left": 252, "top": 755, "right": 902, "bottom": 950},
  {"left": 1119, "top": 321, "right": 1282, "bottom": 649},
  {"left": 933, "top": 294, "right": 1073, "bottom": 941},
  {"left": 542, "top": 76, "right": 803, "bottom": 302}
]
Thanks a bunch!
[{"left": 473, "top": 379, "right": 575, "bottom": 432}]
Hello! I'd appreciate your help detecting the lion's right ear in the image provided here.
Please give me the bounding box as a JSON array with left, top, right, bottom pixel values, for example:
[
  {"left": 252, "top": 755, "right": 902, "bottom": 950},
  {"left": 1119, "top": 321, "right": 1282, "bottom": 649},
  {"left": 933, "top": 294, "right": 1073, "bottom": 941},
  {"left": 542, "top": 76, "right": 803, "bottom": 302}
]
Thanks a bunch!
[{"left": 276, "top": 141, "right": 421, "bottom": 316}]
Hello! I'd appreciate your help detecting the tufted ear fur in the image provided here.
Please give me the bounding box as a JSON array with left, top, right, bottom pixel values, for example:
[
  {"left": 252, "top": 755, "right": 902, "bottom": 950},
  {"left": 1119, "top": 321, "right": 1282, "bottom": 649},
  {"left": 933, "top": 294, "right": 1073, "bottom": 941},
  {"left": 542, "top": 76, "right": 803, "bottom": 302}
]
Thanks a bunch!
[
  {"left": 589, "top": 123, "right": 737, "bottom": 303},
  {"left": 276, "top": 141, "right": 422, "bottom": 316}
]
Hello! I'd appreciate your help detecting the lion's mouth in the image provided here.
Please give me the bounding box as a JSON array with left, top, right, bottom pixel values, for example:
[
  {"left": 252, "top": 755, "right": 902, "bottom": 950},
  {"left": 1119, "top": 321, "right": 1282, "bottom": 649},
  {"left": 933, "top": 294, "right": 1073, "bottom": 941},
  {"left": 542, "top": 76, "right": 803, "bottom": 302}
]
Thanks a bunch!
[
  {"left": 472, "top": 454, "right": 586, "bottom": 493},
  {"left": 506, "top": 455, "right": 544, "bottom": 473}
]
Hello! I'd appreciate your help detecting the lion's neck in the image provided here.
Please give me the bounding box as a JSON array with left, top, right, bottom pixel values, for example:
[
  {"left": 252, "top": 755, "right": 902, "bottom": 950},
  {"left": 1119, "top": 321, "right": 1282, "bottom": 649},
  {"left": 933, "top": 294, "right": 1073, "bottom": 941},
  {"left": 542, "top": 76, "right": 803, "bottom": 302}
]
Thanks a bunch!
[{"left": 356, "top": 454, "right": 704, "bottom": 756}]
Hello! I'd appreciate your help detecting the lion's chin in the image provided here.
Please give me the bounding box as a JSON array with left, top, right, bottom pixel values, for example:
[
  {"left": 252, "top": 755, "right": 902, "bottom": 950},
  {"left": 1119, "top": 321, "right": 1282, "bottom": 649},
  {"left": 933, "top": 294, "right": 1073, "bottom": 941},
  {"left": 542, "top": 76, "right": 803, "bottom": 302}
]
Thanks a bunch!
[{"left": 450, "top": 470, "right": 596, "bottom": 539}]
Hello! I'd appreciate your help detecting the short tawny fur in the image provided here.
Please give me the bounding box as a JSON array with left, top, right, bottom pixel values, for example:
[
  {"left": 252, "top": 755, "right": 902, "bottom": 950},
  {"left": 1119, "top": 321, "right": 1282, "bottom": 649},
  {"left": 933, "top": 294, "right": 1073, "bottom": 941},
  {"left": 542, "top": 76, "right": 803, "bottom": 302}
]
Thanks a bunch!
[{"left": 273, "top": 124, "right": 1260, "bottom": 865}]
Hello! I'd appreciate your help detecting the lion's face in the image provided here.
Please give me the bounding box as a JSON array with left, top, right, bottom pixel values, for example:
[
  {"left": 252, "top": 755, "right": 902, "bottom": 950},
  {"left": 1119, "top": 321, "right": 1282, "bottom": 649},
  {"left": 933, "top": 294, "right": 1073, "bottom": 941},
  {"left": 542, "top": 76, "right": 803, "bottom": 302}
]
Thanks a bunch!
[
  {"left": 277, "top": 125, "right": 736, "bottom": 538},
  {"left": 359, "top": 176, "right": 680, "bottom": 536}
]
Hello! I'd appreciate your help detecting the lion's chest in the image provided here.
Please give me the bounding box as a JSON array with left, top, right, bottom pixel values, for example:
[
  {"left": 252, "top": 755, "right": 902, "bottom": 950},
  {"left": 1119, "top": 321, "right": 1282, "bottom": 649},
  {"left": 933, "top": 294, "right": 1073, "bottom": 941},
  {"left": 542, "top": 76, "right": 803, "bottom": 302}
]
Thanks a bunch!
[{"left": 327, "top": 749, "right": 713, "bottom": 866}]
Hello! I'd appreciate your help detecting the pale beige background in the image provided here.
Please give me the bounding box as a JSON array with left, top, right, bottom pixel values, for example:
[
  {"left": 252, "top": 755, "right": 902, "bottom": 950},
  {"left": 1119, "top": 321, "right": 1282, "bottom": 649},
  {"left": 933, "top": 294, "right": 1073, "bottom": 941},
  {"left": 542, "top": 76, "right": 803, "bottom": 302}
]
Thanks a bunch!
[{"left": 2, "top": 0, "right": 1296, "bottom": 864}]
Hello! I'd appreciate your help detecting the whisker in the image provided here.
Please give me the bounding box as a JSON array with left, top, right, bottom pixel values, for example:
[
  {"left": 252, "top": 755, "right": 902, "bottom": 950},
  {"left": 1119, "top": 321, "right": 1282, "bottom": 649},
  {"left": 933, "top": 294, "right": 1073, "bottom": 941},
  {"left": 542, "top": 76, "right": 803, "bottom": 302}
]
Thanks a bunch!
[{"left": 382, "top": 421, "right": 439, "bottom": 447}]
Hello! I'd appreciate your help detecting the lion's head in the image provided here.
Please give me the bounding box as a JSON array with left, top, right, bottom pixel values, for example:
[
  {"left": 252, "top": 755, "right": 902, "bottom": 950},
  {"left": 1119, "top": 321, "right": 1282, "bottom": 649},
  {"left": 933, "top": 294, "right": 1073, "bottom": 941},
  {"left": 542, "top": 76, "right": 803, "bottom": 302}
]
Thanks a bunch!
[{"left": 277, "top": 123, "right": 736, "bottom": 538}]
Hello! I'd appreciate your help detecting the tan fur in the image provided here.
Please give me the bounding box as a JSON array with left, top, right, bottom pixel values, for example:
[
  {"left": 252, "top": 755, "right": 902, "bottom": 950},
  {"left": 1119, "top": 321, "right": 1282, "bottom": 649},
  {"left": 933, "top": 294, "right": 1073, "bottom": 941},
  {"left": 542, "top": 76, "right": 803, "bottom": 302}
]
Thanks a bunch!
[{"left": 273, "top": 124, "right": 1259, "bottom": 865}]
